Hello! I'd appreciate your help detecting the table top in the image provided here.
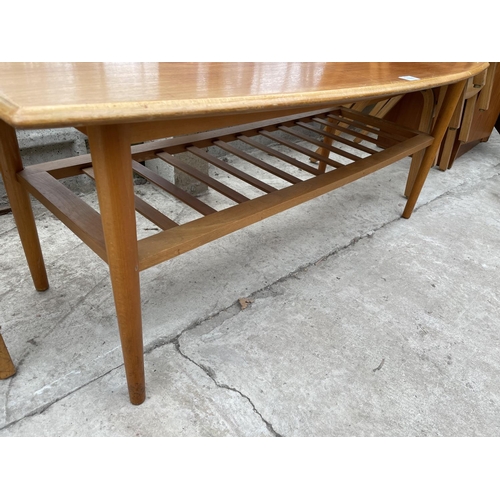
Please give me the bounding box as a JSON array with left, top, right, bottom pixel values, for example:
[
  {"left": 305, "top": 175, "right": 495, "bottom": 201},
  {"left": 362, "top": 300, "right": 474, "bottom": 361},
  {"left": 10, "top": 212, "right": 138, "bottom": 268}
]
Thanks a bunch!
[{"left": 0, "top": 62, "right": 488, "bottom": 129}]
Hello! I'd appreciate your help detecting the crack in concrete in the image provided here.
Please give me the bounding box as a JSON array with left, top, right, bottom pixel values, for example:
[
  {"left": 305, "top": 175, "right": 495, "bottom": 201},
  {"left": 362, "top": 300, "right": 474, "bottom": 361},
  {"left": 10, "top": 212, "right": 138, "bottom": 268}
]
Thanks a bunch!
[
  {"left": 3, "top": 163, "right": 499, "bottom": 433},
  {"left": 0, "top": 365, "right": 120, "bottom": 432},
  {"left": 173, "top": 337, "right": 282, "bottom": 437}
]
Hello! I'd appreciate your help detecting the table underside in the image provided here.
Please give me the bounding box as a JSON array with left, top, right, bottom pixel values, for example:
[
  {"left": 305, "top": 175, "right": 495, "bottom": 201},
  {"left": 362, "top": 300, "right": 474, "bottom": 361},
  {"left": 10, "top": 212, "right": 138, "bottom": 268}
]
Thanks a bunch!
[{"left": 17, "top": 106, "right": 433, "bottom": 271}]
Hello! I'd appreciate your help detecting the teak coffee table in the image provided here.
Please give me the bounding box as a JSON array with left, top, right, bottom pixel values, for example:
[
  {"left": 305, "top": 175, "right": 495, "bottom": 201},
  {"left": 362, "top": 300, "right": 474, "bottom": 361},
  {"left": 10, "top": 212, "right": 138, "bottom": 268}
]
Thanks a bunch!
[{"left": 0, "top": 62, "right": 488, "bottom": 404}]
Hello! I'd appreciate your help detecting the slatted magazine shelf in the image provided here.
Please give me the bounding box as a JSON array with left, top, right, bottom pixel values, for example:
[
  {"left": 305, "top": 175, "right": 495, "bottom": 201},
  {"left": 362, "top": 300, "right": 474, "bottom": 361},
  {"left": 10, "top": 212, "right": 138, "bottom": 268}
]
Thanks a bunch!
[{"left": 18, "top": 106, "right": 433, "bottom": 271}]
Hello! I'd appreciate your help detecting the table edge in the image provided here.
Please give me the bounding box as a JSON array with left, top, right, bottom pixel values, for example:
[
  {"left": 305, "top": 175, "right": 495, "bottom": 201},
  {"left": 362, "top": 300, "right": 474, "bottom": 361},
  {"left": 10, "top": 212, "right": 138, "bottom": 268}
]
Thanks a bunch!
[{"left": 0, "top": 63, "right": 489, "bottom": 129}]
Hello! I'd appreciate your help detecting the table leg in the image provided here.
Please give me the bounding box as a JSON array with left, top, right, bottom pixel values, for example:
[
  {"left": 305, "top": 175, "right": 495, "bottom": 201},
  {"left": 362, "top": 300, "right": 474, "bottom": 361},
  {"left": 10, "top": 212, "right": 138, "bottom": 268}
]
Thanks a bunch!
[
  {"left": 404, "top": 89, "right": 436, "bottom": 197},
  {"left": 402, "top": 80, "right": 467, "bottom": 219},
  {"left": 0, "top": 334, "right": 16, "bottom": 379},
  {"left": 87, "top": 125, "right": 145, "bottom": 405},
  {"left": 317, "top": 116, "right": 336, "bottom": 173},
  {"left": 0, "top": 120, "right": 49, "bottom": 291}
]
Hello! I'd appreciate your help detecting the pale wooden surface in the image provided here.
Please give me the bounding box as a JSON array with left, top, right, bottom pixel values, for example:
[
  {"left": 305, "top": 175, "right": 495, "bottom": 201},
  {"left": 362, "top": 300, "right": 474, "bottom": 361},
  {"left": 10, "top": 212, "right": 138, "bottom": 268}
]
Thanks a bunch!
[{"left": 0, "top": 62, "right": 489, "bottom": 128}]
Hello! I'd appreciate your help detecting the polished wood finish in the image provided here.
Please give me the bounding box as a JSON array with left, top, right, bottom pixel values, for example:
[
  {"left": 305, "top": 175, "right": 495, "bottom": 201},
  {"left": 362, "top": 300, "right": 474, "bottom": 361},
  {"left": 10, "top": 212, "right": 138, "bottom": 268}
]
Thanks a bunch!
[
  {"left": 0, "top": 63, "right": 488, "bottom": 404},
  {"left": 0, "top": 63, "right": 488, "bottom": 128}
]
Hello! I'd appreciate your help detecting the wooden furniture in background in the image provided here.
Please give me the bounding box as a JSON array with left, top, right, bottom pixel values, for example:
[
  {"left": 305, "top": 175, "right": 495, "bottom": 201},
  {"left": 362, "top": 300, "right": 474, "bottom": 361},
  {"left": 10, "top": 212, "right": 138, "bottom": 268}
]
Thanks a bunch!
[
  {"left": 0, "top": 63, "right": 488, "bottom": 404},
  {"left": 382, "top": 63, "right": 499, "bottom": 171},
  {"left": 437, "top": 62, "right": 499, "bottom": 170}
]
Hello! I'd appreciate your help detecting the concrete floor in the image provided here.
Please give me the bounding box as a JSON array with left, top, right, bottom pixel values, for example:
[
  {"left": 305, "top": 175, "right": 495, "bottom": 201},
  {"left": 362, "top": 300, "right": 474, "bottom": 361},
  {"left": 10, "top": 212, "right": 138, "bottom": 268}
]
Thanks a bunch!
[{"left": 1, "top": 130, "right": 499, "bottom": 436}]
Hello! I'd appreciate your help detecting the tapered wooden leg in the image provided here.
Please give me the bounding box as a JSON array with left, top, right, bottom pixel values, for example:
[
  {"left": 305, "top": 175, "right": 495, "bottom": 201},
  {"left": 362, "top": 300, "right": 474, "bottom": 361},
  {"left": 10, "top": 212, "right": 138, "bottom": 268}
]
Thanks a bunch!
[
  {"left": 87, "top": 124, "right": 145, "bottom": 405},
  {"left": 405, "top": 89, "right": 436, "bottom": 197},
  {"left": 0, "top": 334, "right": 16, "bottom": 379},
  {"left": 316, "top": 116, "right": 336, "bottom": 173},
  {"left": 403, "top": 80, "right": 467, "bottom": 219},
  {"left": 0, "top": 120, "right": 49, "bottom": 291}
]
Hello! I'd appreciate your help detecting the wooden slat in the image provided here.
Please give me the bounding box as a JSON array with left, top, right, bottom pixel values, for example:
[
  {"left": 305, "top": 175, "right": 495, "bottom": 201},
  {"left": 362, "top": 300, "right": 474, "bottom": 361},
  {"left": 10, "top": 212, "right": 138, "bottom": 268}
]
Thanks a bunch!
[
  {"left": 338, "top": 108, "right": 417, "bottom": 139},
  {"left": 82, "top": 167, "right": 178, "bottom": 230},
  {"left": 297, "top": 120, "right": 378, "bottom": 154},
  {"left": 258, "top": 130, "right": 345, "bottom": 169},
  {"left": 156, "top": 152, "right": 249, "bottom": 204},
  {"left": 11, "top": 104, "right": 436, "bottom": 279},
  {"left": 25, "top": 153, "right": 93, "bottom": 179},
  {"left": 232, "top": 135, "right": 318, "bottom": 184},
  {"left": 128, "top": 106, "right": 335, "bottom": 144},
  {"left": 278, "top": 125, "right": 362, "bottom": 162},
  {"left": 130, "top": 107, "right": 336, "bottom": 162},
  {"left": 23, "top": 108, "right": 334, "bottom": 178},
  {"left": 134, "top": 197, "right": 179, "bottom": 230},
  {"left": 131, "top": 160, "right": 216, "bottom": 216},
  {"left": 187, "top": 146, "right": 276, "bottom": 194},
  {"left": 326, "top": 114, "right": 402, "bottom": 145},
  {"left": 312, "top": 116, "right": 384, "bottom": 146},
  {"left": 17, "top": 169, "right": 107, "bottom": 262},
  {"left": 138, "top": 132, "right": 433, "bottom": 270},
  {"left": 214, "top": 135, "right": 302, "bottom": 184},
  {"left": 351, "top": 96, "right": 405, "bottom": 145}
]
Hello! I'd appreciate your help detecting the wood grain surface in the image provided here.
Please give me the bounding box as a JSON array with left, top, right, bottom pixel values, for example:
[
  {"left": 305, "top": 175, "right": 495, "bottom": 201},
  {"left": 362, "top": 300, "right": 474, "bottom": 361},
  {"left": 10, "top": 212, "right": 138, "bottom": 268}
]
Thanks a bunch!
[{"left": 0, "top": 62, "right": 488, "bottom": 128}]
